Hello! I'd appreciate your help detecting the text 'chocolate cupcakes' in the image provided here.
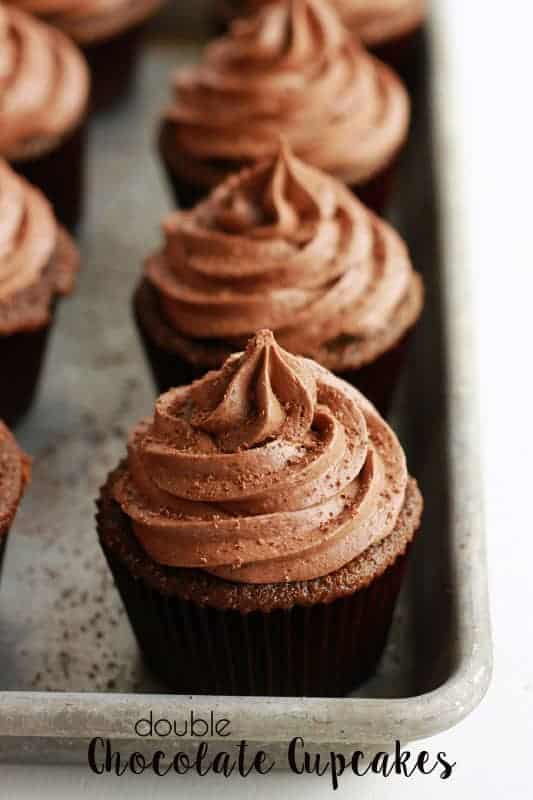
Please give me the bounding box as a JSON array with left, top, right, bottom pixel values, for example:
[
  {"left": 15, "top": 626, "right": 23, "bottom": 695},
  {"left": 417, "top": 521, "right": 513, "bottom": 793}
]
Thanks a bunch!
[
  {"left": 159, "top": 0, "right": 410, "bottom": 214},
  {"left": 0, "top": 422, "right": 30, "bottom": 579},
  {"left": 97, "top": 330, "right": 423, "bottom": 696},
  {"left": 0, "top": 5, "right": 90, "bottom": 230},
  {"left": 136, "top": 140, "right": 423, "bottom": 415},
  {"left": 7, "top": 0, "right": 164, "bottom": 109},
  {"left": 0, "top": 160, "right": 80, "bottom": 425}
]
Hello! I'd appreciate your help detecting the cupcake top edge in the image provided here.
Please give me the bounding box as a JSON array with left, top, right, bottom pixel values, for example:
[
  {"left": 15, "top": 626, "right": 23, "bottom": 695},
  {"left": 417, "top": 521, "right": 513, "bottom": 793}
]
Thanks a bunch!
[
  {"left": 112, "top": 329, "right": 414, "bottom": 585},
  {"left": 0, "top": 420, "right": 31, "bottom": 537}
]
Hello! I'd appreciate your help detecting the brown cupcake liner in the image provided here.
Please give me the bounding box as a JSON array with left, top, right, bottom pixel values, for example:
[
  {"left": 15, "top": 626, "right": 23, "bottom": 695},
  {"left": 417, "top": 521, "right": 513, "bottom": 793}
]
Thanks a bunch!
[
  {"left": 83, "top": 22, "right": 147, "bottom": 111},
  {"left": 211, "top": 0, "right": 238, "bottom": 31},
  {"left": 134, "top": 293, "right": 411, "bottom": 416},
  {"left": 134, "top": 298, "right": 204, "bottom": 390},
  {"left": 161, "top": 167, "right": 210, "bottom": 212},
  {"left": 103, "top": 543, "right": 408, "bottom": 695},
  {"left": 337, "top": 331, "right": 412, "bottom": 417},
  {"left": 0, "top": 316, "right": 53, "bottom": 427},
  {"left": 158, "top": 126, "right": 215, "bottom": 211},
  {"left": 369, "top": 26, "right": 425, "bottom": 89},
  {"left": 11, "top": 121, "right": 87, "bottom": 233},
  {"left": 352, "top": 158, "right": 399, "bottom": 216},
  {"left": 97, "top": 473, "right": 417, "bottom": 697},
  {"left": 0, "top": 533, "right": 8, "bottom": 583}
]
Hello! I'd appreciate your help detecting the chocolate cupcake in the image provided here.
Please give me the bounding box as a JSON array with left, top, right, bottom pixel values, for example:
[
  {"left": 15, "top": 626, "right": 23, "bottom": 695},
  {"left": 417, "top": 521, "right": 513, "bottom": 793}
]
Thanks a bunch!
[
  {"left": 97, "top": 330, "right": 423, "bottom": 696},
  {"left": 0, "top": 5, "right": 90, "bottom": 230},
  {"left": 159, "top": 0, "right": 410, "bottom": 214},
  {"left": 0, "top": 422, "right": 30, "bottom": 578},
  {"left": 215, "top": 0, "right": 426, "bottom": 75},
  {"left": 8, "top": 0, "right": 164, "bottom": 109},
  {"left": 136, "top": 141, "right": 423, "bottom": 415},
  {"left": 0, "top": 160, "right": 79, "bottom": 426}
]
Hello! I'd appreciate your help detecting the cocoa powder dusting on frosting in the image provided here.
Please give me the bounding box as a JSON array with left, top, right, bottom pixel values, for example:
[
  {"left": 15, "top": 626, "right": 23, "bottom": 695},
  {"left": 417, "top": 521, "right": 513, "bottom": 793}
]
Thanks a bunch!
[
  {"left": 145, "top": 140, "right": 422, "bottom": 362},
  {"left": 164, "top": 0, "right": 409, "bottom": 187},
  {"left": 0, "top": 4, "right": 89, "bottom": 160},
  {"left": 112, "top": 331, "right": 409, "bottom": 584}
]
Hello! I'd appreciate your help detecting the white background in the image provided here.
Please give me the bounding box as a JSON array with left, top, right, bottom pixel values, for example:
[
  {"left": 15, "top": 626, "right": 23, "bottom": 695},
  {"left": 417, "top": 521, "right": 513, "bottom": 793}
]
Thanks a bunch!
[{"left": 2, "top": 0, "right": 533, "bottom": 797}]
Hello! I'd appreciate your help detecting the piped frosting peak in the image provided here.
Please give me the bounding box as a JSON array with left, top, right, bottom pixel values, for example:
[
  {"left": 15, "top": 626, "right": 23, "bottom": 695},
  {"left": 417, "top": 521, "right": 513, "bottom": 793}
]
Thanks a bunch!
[
  {"left": 113, "top": 331, "right": 409, "bottom": 584},
  {"left": 212, "top": 138, "right": 335, "bottom": 241},
  {"left": 188, "top": 329, "right": 317, "bottom": 451}
]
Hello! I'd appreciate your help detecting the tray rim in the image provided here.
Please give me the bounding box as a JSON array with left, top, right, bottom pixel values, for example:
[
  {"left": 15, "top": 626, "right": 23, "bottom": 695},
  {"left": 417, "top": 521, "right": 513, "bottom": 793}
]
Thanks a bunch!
[{"left": 0, "top": 5, "right": 492, "bottom": 756}]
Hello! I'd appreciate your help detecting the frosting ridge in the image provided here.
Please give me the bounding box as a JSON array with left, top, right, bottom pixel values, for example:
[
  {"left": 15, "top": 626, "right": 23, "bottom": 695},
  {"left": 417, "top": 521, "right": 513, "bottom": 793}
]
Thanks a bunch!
[{"left": 113, "top": 331, "right": 409, "bottom": 584}]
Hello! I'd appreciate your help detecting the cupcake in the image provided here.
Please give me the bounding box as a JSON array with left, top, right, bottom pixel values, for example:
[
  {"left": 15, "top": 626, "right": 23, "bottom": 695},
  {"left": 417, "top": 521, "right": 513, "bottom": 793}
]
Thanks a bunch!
[
  {"left": 215, "top": 0, "right": 426, "bottom": 74},
  {"left": 97, "top": 330, "right": 423, "bottom": 696},
  {"left": 0, "top": 4, "right": 90, "bottom": 230},
  {"left": 8, "top": 0, "right": 164, "bottom": 109},
  {"left": 0, "top": 422, "right": 30, "bottom": 579},
  {"left": 136, "top": 141, "right": 423, "bottom": 415},
  {"left": 159, "top": 0, "right": 410, "bottom": 214},
  {"left": 0, "top": 160, "right": 79, "bottom": 426}
]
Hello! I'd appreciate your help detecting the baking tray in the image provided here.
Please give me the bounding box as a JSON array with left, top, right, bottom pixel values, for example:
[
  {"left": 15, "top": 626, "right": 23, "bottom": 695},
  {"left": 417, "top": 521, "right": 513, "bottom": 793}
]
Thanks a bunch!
[{"left": 0, "top": 2, "right": 492, "bottom": 765}]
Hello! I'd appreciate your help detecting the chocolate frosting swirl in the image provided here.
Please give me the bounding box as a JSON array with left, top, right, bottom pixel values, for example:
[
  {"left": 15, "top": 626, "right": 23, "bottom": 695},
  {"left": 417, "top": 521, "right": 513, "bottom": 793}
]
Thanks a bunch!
[
  {"left": 233, "top": 0, "right": 425, "bottom": 47},
  {"left": 8, "top": 0, "right": 163, "bottom": 44},
  {"left": 164, "top": 0, "right": 409, "bottom": 187},
  {"left": 145, "top": 140, "right": 422, "bottom": 366},
  {"left": 0, "top": 4, "right": 89, "bottom": 160},
  {"left": 113, "top": 330, "right": 409, "bottom": 584},
  {"left": 0, "top": 158, "right": 79, "bottom": 333}
]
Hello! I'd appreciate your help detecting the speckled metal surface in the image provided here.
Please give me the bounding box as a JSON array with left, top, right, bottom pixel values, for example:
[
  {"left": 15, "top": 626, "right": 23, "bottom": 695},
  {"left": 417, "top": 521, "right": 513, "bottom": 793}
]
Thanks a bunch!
[{"left": 0, "top": 4, "right": 491, "bottom": 764}]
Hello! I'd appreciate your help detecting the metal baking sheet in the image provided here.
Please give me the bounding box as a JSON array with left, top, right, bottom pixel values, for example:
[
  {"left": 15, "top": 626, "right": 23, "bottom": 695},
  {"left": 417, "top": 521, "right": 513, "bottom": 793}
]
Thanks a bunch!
[{"left": 0, "top": 3, "right": 492, "bottom": 764}]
